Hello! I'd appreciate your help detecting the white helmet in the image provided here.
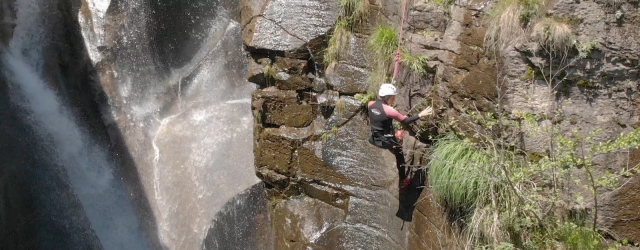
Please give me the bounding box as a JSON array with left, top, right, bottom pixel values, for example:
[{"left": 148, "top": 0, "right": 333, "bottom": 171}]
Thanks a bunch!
[{"left": 378, "top": 83, "right": 397, "bottom": 97}]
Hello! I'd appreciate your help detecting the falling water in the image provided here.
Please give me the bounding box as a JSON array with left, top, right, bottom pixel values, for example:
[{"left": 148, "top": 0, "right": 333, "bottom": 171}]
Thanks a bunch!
[{"left": 2, "top": 0, "right": 151, "bottom": 249}]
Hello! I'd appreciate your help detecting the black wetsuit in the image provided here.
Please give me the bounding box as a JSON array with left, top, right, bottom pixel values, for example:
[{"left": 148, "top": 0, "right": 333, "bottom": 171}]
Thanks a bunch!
[{"left": 367, "top": 99, "right": 420, "bottom": 182}]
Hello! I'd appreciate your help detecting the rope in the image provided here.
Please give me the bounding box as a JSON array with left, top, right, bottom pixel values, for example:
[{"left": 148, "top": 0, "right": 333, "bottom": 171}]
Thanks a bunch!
[{"left": 392, "top": 0, "right": 409, "bottom": 82}]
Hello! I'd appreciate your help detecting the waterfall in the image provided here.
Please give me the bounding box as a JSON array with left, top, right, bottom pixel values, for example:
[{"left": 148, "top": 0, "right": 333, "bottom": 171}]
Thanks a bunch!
[{"left": 2, "top": 0, "right": 151, "bottom": 249}]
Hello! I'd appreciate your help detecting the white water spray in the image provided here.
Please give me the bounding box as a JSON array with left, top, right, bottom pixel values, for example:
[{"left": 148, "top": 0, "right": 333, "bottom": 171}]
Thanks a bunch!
[{"left": 2, "top": 0, "right": 151, "bottom": 249}]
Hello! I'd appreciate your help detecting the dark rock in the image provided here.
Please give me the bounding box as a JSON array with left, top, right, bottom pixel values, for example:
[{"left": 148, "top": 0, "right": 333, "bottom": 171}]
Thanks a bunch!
[
  {"left": 271, "top": 196, "right": 346, "bottom": 249},
  {"left": 407, "top": 3, "right": 449, "bottom": 32},
  {"left": 256, "top": 128, "right": 296, "bottom": 175},
  {"left": 325, "top": 63, "right": 370, "bottom": 94},
  {"left": 240, "top": 0, "right": 270, "bottom": 27},
  {"left": 298, "top": 143, "right": 350, "bottom": 185},
  {"left": 247, "top": 58, "right": 269, "bottom": 85},
  {"left": 253, "top": 88, "right": 316, "bottom": 127},
  {"left": 0, "top": 0, "right": 15, "bottom": 46},
  {"left": 301, "top": 181, "right": 349, "bottom": 209},
  {"left": 272, "top": 57, "right": 313, "bottom": 90},
  {"left": 408, "top": 190, "right": 464, "bottom": 249},
  {"left": 256, "top": 167, "right": 290, "bottom": 189},
  {"left": 242, "top": 0, "right": 339, "bottom": 52},
  {"left": 326, "top": 96, "right": 363, "bottom": 129}
]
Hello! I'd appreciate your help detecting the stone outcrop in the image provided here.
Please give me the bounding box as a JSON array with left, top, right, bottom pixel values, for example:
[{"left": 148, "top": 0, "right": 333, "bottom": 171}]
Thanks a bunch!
[
  {"left": 77, "top": 1, "right": 262, "bottom": 249},
  {"left": 245, "top": 0, "right": 640, "bottom": 248},
  {"left": 244, "top": 0, "right": 459, "bottom": 249}
]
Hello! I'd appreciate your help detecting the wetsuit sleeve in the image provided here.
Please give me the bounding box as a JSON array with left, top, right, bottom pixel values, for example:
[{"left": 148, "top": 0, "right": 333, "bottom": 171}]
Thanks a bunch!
[
  {"left": 402, "top": 115, "right": 420, "bottom": 124},
  {"left": 382, "top": 105, "right": 407, "bottom": 121}
]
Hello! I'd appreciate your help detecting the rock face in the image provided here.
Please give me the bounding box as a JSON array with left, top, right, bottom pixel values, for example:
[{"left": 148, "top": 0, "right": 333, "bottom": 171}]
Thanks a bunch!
[
  {"left": 242, "top": 0, "right": 339, "bottom": 53},
  {"left": 0, "top": 0, "right": 118, "bottom": 248},
  {"left": 77, "top": 0, "right": 262, "bottom": 249},
  {"left": 244, "top": 0, "right": 640, "bottom": 248},
  {"left": 0, "top": 0, "right": 15, "bottom": 45},
  {"left": 244, "top": 0, "right": 458, "bottom": 249}
]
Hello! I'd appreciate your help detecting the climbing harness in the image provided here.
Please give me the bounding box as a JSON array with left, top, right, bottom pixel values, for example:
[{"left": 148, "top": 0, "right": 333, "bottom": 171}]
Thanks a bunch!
[{"left": 391, "top": 0, "right": 409, "bottom": 82}]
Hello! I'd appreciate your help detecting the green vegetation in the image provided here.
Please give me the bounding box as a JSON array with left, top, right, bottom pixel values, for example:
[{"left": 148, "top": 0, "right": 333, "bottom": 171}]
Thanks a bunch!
[
  {"left": 428, "top": 135, "right": 493, "bottom": 213},
  {"left": 577, "top": 40, "right": 600, "bottom": 59},
  {"left": 400, "top": 48, "right": 430, "bottom": 76},
  {"left": 457, "top": 0, "right": 640, "bottom": 247},
  {"left": 555, "top": 222, "right": 600, "bottom": 250},
  {"left": 325, "top": 0, "right": 370, "bottom": 66},
  {"left": 428, "top": 108, "right": 640, "bottom": 248},
  {"left": 520, "top": 67, "right": 535, "bottom": 81},
  {"left": 367, "top": 24, "right": 398, "bottom": 91},
  {"left": 320, "top": 126, "right": 340, "bottom": 141},
  {"left": 354, "top": 92, "right": 376, "bottom": 105},
  {"left": 338, "top": 0, "right": 369, "bottom": 26},
  {"left": 324, "top": 20, "right": 351, "bottom": 66},
  {"left": 366, "top": 25, "right": 431, "bottom": 95}
]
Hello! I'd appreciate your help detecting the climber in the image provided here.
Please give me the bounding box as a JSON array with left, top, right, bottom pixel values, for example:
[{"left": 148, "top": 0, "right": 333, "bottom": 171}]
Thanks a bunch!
[{"left": 367, "top": 83, "right": 433, "bottom": 189}]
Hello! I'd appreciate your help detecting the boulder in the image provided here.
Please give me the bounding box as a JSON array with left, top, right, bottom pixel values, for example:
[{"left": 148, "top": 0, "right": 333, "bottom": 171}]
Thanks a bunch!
[
  {"left": 242, "top": 0, "right": 339, "bottom": 53},
  {"left": 252, "top": 88, "right": 317, "bottom": 127}
]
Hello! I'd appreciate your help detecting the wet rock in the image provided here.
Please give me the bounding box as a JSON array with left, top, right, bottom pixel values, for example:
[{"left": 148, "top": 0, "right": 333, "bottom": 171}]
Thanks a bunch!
[
  {"left": 272, "top": 57, "right": 313, "bottom": 90},
  {"left": 326, "top": 96, "right": 363, "bottom": 129},
  {"left": 301, "top": 181, "right": 349, "bottom": 209},
  {"left": 320, "top": 116, "right": 397, "bottom": 189},
  {"left": 252, "top": 88, "right": 316, "bottom": 127},
  {"left": 316, "top": 89, "right": 339, "bottom": 107},
  {"left": 202, "top": 184, "right": 273, "bottom": 250},
  {"left": 342, "top": 187, "right": 406, "bottom": 242},
  {"left": 338, "top": 35, "right": 370, "bottom": 69},
  {"left": 246, "top": 58, "right": 269, "bottom": 85},
  {"left": 312, "top": 77, "right": 328, "bottom": 93},
  {"left": 298, "top": 143, "right": 351, "bottom": 185},
  {"left": 256, "top": 128, "right": 296, "bottom": 175},
  {"left": 242, "top": 0, "right": 339, "bottom": 52},
  {"left": 240, "top": 0, "right": 270, "bottom": 27},
  {"left": 325, "top": 63, "right": 370, "bottom": 94},
  {"left": 325, "top": 35, "right": 372, "bottom": 94},
  {"left": 271, "top": 196, "right": 346, "bottom": 249},
  {"left": 256, "top": 167, "right": 290, "bottom": 189},
  {"left": 408, "top": 190, "right": 464, "bottom": 249},
  {"left": 317, "top": 223, "right": 404, "bottom": 250}
]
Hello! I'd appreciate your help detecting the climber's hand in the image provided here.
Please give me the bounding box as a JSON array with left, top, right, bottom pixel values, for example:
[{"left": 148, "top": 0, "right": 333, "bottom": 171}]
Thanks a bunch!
[{"left": 418, "top": 106, "right": 433, "bottom": 118}]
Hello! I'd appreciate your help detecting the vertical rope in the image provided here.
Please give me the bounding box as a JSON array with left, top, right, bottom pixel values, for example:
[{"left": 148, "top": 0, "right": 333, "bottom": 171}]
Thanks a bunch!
[{"left": 392, "top": 0, "right": 409, "bottom": 81}]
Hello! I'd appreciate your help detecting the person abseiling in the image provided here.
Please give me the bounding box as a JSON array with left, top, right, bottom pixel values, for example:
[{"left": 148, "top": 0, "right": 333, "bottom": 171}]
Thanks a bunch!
[{"left": 367, "top": 83, "right": 433, "bottom": 189}]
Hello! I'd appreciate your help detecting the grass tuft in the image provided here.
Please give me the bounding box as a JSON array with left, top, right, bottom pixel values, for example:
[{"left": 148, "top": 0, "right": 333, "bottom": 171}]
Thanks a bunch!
[
  {"left": 531, "top": 18, "right": 573, "bottom": 55},
  {"left": 555, "top": 223, "right": 600, "bottom": 250},
  {"left": 324, "top": 19, "right": 351, "bottom": 65},
  {"left": 368, "top": 25, "right": 398, "bottom": 87},
  {"left": 335, "top": 98, "right": 346, "bottom": 112},
  {"left": 400, "top": 48, "right": 430, "bottom": 76},
  {"left": 428, "top": 134, "right": 492, "bottom": 212},
  {"left": 338, "top": 0, "right": 369, "bottom": 27},
  {"left": 354, "top": 92, "right": 376, "bottom": 105},
  {"left": 484, "top": 0, "right": 544, "bottom": 51},
  {"left": 324, "top": 0, "right": 370, "bottom": 67}
]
